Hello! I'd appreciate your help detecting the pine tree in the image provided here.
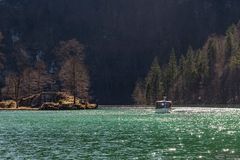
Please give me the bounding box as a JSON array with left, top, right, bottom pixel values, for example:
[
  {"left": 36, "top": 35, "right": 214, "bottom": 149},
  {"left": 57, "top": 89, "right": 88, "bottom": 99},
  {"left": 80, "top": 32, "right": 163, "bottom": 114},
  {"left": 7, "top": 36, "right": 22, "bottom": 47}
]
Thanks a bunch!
[
  {"left": 196, "top": 50, "right": 209, "bottom": 79},
  {"left": 184, "top": 47, "right": 197, "bottom": 87},
  {"left": 228, "top": 24, "right": 240, "bottom": 69},
  {"left": 177, "top": 55, "right": 186, "bottom": 102},
  {"left": 225, "top": 24, "right": 239, "bottom": 60},
  {"left": 176, "top": 47, "right": 199, "bottom": 102},
  {"left": 224, "top": 24, "right": 240, "bottom": 102},
  {"left": 145, "top": 57, "right": 164, "bottom": 105},
  {"left": 164, "top": 49, "right": 178, "bottom": 96}
]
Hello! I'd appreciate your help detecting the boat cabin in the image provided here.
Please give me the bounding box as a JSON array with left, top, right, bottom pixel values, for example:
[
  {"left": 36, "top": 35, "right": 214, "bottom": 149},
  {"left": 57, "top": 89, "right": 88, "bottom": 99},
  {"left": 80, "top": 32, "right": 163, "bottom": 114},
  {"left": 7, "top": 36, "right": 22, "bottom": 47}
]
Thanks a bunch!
[{"left": 155, "top": 100, "right": 172, "bottom": 109}]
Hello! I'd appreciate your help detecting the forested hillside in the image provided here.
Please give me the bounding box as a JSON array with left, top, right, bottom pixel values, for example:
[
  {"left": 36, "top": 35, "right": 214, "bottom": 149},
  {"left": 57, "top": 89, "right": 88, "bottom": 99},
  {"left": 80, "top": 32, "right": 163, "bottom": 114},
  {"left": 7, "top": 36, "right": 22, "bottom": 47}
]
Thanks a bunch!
[
  {"left": 1, "top": 0, "right": 240, "bottom": 104},
  {"left": 133, "top": 22, "right": 240, "bottom": 104}
]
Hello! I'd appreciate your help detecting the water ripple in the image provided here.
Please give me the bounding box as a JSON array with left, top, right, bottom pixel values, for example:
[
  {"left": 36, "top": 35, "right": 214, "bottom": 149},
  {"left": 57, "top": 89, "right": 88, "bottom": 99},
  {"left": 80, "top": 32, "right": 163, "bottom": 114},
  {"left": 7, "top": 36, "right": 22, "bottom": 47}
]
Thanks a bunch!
[{"left": 0, "top": 108, "right": 240, "bottom": 159}]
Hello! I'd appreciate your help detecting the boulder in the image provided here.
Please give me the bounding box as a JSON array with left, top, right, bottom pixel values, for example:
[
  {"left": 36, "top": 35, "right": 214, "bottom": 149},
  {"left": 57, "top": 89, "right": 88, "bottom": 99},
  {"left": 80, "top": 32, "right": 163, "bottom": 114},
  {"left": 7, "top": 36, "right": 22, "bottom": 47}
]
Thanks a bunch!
[
  {"left": 58, "top": 104, "right": 74, "bottom": 110},
  {"left": 86, "top": 103, "right": 98, "bottom": 109},
  {"left": 19, "top": 94, "right": 40, "bottom": 107},
  {"left": 0, "top": 100, "right": 17, "bottom": 108},
  {"left": 39, "top": 102, "right": 59, "bottom": 110}
]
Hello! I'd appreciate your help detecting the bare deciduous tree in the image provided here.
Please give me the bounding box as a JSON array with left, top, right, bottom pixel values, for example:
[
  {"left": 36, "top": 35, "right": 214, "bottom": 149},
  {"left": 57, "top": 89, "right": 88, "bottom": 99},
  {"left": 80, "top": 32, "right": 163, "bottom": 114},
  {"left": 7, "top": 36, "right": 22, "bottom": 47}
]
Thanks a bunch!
[
  {"left": 56, "top": 39, "right": 90, "bottom": 104},
  {"left": 33, "top": 60, "right": 53, "bottom": 93},
  {"left": 2, "top": 73, "right": 23, "bottom": 107}
]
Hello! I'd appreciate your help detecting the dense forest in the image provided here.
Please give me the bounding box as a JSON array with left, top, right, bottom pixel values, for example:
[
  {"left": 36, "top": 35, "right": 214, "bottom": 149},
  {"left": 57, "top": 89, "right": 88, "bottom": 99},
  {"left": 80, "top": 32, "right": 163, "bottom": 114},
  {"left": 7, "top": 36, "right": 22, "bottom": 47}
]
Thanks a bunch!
[
  {"left": 1, "top": 1, "right": 240, "bottom": 104},
  {"left": 133, "top": 22, "right": 240, "bottom": 104}
]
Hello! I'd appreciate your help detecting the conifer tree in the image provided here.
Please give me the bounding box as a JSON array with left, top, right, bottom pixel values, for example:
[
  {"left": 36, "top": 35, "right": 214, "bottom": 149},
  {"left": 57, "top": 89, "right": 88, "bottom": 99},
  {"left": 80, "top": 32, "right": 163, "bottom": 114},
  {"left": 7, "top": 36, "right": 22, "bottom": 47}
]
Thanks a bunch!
[
  {"left": 196, "top": 49, "right": 209, "bottom": 85},
  {"left": 228, "top": 24, "right": 240, "bottom": 69},
  {"left": 184, "top": 47, "right": 197, "bottom": 88},
  {"left": 170, "top": 54, "right": 187, "bottom": 103},
  {"left": 225, "top": 24, "right": 239, "bottom": 60},
  {"left": 145, "top": 57, "right": 164, "bottom": 104},
  {"left": 164, "top": 49, "right": 178, "bottom": 96},
  {"left": 230, "top": 49, "right": 240, "bottom": 69},
  {"left": 224, "top": 24, "right": 240, "bottom": 102}
]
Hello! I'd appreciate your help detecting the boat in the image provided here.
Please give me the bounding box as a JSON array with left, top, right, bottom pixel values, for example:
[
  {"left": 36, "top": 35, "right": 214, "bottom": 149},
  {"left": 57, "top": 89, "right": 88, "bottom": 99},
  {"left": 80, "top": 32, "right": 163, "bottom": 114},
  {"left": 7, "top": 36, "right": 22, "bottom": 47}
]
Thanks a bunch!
[{"left": 155, "top": 97, "right": 173, "bottom": 113}]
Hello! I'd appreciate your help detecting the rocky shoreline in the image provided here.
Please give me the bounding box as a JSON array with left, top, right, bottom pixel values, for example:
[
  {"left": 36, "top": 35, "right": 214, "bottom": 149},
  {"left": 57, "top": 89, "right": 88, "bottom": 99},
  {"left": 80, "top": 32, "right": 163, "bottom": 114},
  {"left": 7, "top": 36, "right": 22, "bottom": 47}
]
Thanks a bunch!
[
  {"left": 0, "top": 92, "right": 98, "bottom": 111},
  {"left": 0, "top": 103, "right": 98, "bottom": 111},
  {"left": 0, "top": 107, "right": 38, "bottom": 111}
]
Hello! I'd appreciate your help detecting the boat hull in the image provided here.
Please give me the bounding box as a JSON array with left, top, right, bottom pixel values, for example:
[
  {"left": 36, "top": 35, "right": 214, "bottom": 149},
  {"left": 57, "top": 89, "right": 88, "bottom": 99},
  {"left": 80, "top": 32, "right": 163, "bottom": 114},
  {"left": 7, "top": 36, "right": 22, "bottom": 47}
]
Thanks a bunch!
[{"left": 155, "top": 108, "right": 171, "bottom": 113}]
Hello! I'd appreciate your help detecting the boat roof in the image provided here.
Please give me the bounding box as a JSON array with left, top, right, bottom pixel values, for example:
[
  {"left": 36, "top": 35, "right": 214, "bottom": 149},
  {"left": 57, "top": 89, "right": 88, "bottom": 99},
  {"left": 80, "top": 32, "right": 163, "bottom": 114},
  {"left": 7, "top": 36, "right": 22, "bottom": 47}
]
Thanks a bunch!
[{"left": 156, "top": 100, "right": 172, "bottom": 103}]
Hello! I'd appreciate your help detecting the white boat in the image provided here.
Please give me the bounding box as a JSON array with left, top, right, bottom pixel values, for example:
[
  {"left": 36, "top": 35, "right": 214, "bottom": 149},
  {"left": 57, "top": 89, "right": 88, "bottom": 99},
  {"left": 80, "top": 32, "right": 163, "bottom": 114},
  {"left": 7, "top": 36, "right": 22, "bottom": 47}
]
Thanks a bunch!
[{"left": 155, "top": 97, "right": 173, "bottom": 113}]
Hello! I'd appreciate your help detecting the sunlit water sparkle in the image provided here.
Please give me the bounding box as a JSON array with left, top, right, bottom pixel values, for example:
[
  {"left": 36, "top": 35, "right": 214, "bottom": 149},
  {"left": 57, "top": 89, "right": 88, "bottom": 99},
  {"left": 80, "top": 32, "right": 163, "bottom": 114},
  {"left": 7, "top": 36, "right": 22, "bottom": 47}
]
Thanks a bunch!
[{"left": 0, "top": 107, "right": 240, "bottom": 159}]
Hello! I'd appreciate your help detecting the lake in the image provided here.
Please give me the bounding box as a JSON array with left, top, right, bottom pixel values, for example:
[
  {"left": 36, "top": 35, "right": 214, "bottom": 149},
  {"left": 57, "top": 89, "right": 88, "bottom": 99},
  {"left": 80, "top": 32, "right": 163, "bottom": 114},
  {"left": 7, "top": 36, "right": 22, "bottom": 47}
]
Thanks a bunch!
[{"left": 0, "top": 107, "right": 240, "bottom": 159}]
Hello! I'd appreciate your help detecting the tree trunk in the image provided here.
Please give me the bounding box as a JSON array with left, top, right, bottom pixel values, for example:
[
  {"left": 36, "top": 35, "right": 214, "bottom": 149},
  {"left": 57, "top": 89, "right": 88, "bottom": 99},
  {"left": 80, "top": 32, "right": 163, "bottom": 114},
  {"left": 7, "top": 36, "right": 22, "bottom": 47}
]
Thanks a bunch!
[{"left": 73, "top": 61, "right": 76, "bottom": 105}]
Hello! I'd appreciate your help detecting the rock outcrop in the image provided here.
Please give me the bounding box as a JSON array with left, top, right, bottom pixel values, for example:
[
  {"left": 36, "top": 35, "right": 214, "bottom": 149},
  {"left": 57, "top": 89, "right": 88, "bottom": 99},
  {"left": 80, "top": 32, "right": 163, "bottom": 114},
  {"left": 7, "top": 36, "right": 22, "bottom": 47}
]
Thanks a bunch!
[
  {"left": 18, "top": 92, "right": 98, "bottom": 110},
  {"left": 0, "top": 100, "right": 17, "bottom": 108},
  {"left": 19, "top": 92, "right": 74, "bottom": 108},
  {"left": 39, "top": 102, "right": 98, "bottom": 110}
]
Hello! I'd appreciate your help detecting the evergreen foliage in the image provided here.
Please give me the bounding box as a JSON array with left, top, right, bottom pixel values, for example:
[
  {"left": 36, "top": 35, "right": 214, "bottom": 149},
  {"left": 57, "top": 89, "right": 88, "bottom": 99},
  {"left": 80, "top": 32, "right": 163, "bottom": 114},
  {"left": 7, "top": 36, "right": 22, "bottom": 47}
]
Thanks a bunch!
[
  {"left": 164, "top": 49, "right": 178, "bottom": 97},
  {"left": 133, "top": 21, "right": 240, "bottom": 105},
  {"left": 132, "top": 57, "right": 164, "bottom": 105}
]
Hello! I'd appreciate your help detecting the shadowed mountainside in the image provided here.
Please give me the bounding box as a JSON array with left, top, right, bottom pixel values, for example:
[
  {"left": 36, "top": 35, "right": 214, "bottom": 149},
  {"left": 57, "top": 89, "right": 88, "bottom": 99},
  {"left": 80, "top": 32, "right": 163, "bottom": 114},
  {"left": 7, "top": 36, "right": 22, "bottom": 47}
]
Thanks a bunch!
[{"left": 1, "top": 0, "right": 240, "bottom": 104}]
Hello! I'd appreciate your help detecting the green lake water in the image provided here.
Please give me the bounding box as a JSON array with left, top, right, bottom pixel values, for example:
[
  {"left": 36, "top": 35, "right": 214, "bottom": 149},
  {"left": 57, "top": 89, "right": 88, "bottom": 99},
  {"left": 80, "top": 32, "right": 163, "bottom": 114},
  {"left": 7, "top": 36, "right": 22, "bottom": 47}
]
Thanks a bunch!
[{"left": 0, "top": 107, "right": 240, "bottom": 159}]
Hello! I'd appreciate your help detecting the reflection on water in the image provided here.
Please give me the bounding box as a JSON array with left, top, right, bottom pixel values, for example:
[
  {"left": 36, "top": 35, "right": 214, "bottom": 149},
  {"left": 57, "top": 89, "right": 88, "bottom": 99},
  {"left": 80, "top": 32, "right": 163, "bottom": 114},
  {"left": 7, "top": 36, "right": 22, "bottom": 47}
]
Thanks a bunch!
[{"left": 0, "top": 107, "right": 240, "bottom": 159}]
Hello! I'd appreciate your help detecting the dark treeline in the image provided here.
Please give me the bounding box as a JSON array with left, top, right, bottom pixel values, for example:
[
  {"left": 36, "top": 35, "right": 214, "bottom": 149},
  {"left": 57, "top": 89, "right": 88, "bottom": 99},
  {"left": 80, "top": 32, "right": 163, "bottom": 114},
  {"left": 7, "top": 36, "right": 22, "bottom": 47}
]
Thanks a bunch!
[{"left": 133, "top": 22, "right": 240, "bottom": 105}]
